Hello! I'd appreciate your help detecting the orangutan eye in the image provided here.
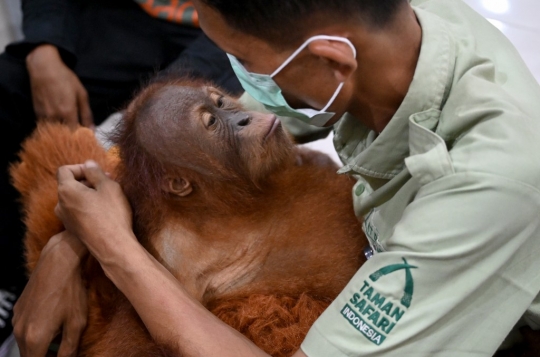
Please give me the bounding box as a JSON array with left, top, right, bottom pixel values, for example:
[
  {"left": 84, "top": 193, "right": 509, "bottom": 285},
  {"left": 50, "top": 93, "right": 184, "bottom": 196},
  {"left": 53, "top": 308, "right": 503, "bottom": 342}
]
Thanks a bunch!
[
  {"left": 207, "top": 115, "right": 217, "bottom": 127},
  {"left": 202, "top": 111, "right": 218, "bottom": 129},
  {"left": 217, "top": 96, "right": 224, "bottom": 108}
]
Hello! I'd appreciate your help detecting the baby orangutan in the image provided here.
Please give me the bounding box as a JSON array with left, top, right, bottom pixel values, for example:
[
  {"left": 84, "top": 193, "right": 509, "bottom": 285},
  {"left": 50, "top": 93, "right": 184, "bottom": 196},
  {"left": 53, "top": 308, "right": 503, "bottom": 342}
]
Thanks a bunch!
[{"left": 11, "top": 78, "right": 366, "bottom": 357}]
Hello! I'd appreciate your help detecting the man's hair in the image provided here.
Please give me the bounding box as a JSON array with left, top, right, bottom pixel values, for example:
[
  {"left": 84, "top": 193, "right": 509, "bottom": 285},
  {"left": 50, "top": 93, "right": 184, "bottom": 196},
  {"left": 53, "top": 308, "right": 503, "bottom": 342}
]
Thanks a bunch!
[{"left": 200, "top": 0, "right": 407, "bottom": 48}]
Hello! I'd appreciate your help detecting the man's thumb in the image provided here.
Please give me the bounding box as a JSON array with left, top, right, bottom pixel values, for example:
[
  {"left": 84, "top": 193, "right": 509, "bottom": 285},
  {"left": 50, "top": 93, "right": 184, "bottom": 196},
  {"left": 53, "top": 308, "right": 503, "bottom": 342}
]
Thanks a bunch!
[{"left": 82, "top": 160, "right": 107, "bottom": 188}]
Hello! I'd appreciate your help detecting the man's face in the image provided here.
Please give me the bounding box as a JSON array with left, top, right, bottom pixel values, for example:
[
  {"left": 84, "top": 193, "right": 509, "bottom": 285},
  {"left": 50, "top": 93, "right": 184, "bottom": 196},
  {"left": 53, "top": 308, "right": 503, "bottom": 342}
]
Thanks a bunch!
[{"left": 192, "top": 0, "right": 353, "bottom": 124}]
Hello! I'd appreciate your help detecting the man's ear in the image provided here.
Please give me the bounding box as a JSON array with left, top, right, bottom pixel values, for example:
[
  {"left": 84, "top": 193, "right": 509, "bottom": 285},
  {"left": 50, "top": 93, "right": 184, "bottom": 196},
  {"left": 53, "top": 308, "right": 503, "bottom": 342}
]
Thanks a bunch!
[
  {"left": 162, "top": 177, "right": 193, "bottom": 197},
  {"left": 307, "top": 39, "right": 357, "bottom": 82}
]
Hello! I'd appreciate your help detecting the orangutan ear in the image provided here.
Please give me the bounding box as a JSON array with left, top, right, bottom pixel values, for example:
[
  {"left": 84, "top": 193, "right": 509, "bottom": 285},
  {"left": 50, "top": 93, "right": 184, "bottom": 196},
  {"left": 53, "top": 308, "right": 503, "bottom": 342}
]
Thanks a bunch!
[{"left": 163, "top": 177, "right": 193, "bottom": 197}]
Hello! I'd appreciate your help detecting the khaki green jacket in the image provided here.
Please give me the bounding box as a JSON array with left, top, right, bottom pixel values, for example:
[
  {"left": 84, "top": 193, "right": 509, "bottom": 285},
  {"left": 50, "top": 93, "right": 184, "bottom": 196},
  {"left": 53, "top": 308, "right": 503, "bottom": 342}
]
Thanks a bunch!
[{"left": 242, "top": 0, "right": 540, "bottom": 355}]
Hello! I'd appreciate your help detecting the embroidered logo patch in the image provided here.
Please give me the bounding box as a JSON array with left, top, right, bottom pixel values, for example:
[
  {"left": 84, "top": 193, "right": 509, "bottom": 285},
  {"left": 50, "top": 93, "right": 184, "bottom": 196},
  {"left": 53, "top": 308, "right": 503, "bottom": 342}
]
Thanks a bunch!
[{"left": 341, "top": 258, "right": 417, "bottom": 345}]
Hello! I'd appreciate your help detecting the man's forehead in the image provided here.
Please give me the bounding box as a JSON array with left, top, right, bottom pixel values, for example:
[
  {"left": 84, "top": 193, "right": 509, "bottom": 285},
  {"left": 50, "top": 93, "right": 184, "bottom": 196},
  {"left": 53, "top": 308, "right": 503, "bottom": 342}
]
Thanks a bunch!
[{"left": 192, "top": 0, "right": 279, "bottom": 66}]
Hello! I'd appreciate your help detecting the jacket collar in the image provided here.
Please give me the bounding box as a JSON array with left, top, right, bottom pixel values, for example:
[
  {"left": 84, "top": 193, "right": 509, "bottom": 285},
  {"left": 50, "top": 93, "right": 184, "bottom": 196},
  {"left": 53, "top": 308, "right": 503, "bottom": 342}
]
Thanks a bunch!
[{"left": 334, "top": 7, "right": 456, "bottom": 180}]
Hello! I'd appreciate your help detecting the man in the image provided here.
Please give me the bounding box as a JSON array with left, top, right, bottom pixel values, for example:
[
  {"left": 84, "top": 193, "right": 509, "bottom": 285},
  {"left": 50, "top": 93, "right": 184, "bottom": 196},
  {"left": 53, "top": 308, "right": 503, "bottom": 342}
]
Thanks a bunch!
[{"left": 14, "top": 0, "right": 540, "bottom": 356}]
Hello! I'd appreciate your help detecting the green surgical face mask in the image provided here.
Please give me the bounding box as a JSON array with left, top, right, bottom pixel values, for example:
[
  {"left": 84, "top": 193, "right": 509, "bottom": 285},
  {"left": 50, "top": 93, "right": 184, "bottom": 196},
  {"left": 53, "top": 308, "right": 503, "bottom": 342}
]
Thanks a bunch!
[{"left": 227, "top": 35, "right": 357, "bottom": 127}]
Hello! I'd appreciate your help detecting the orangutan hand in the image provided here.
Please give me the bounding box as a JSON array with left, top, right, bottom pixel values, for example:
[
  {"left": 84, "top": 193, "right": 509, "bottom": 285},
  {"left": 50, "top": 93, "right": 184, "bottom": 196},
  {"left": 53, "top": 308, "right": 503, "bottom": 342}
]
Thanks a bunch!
[
  {"left": 26, "top": 44, "right": 94, "bottom": 130},
  {"left": 13, "top": 231, "right": 88, "bottom": 357}
]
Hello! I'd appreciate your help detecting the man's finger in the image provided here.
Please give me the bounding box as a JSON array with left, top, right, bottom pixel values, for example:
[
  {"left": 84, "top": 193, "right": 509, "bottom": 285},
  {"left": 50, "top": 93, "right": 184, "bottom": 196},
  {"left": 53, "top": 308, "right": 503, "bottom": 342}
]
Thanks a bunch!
[
  {"left": 56, "top": 164, "right": 86, "bottom": 185},
  {"left": 61, "top": 109, "right": 80, "bottom": 131},
  {"left": 54, "top": 203, "right": 62, "bottom": 221},
  {"left": 82, "top": 160, "right": 109, "bottom": 189},
  {"left": 21, "top": 331, "right": 53, "bottom": 357},
  {"left": 77, "top": 91, "right": 94, "bottom": 128},
  {"left": 38, "top": 116, "right": 61, "bottom": 124},
  {"left": 57, "top": 321, "right": 84, "bottom": 357}
]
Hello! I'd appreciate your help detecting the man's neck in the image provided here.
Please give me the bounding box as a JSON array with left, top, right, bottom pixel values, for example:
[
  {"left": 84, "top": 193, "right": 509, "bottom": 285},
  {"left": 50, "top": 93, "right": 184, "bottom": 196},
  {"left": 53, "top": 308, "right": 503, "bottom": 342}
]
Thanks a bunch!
[{"left": 348, "top": 6, "right": 422, "bottom": 133}]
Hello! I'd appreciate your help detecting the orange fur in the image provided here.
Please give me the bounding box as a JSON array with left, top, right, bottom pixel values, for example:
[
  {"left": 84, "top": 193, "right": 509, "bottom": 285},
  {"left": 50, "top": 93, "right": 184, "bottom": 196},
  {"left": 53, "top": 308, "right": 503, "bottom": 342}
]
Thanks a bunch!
[
  {"left": 209, "top": 294, "right": 330, "bottom": 357},
  {"left": 10, "top": 124, "right": 115, "bottom": 272},
  {"left": 11, "top": 81, "right": 366, "bottom": 356}
]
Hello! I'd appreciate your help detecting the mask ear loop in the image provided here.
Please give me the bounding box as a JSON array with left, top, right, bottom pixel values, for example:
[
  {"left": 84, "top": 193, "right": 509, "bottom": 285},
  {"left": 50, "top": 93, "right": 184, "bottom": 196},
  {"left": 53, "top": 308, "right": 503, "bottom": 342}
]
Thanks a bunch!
[
  {"left": 270, "top": 35, "right": 357, "bottom": 78},
  {"left": 321, "top": 82, "right": 345, "bottom": 112}
]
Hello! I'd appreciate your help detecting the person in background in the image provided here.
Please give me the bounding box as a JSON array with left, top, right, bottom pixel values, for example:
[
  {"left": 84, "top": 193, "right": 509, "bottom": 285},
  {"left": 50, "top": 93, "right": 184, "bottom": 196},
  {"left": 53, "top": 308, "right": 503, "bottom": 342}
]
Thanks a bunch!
[{"left": 0, "top": 0, "right": 244, "bottom": 353}]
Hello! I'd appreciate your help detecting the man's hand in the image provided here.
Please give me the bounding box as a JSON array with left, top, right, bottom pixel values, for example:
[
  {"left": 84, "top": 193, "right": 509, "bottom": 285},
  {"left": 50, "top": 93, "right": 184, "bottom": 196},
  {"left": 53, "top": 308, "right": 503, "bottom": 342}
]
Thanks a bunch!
[
  {"left": 26, "top": 44, "right": 94, "bottom": 130},
  {"left": 13, "top": 231, "right": 88, "bottom": 357},
  {"left": 54, "top": 161, "right": 134, "bottom": 262}
]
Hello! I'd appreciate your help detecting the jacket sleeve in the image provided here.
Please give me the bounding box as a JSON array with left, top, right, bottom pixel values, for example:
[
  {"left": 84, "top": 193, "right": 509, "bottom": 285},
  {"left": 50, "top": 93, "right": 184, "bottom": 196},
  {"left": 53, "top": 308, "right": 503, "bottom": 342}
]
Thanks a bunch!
[
  {"left": 300, "top": 172, "right": 540, "bottom": 356},
  {"left": 5, "top": 0, "right": 82, "bottom": 67}
]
